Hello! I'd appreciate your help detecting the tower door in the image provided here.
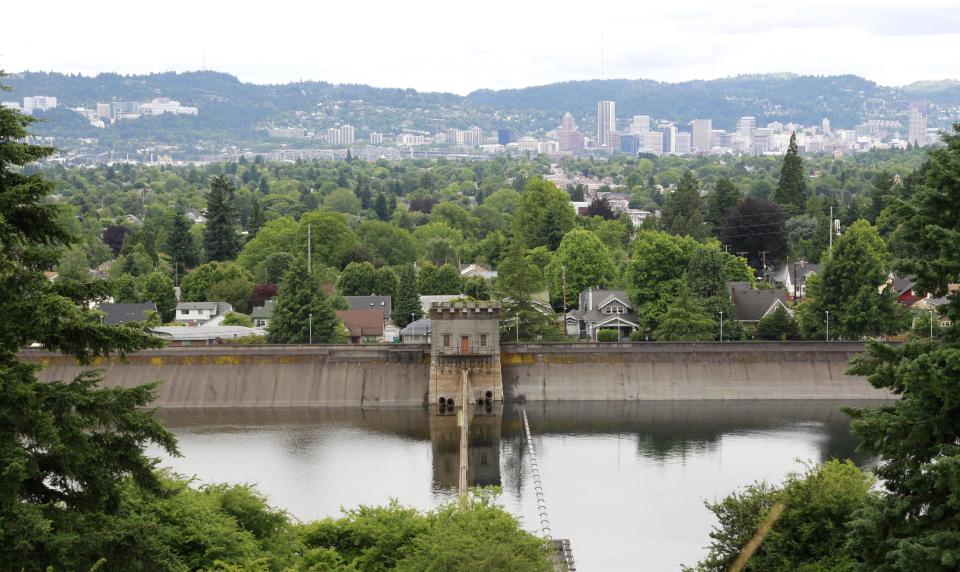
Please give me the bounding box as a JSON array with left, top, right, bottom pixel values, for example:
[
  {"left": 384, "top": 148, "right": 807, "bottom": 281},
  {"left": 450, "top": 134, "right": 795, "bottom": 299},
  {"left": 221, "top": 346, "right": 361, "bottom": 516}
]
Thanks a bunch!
[{"left": 460, "top": 335, "right": 470, "bottom": 353}]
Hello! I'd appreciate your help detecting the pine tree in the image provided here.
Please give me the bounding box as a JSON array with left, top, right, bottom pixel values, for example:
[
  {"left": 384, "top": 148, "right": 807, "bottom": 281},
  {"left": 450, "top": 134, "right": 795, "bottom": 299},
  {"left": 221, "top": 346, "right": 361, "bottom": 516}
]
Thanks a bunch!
[
  {"left": 662, "top": 170, "right": 707, "bottom": 240},
  {"left": 774, "top": 132, "right": 808, "bottom": 215},
  {"left": 652, "top": 283, "right": 717, "bottom": 341},
  {"left": 757, "top": 306, "right": 798, "bottom": 340},
  {"left": 202, "top": 175, "right": 239, "bottom": 262},
  {"left": 706, "top": 177, "right": 742, "bottom": 234},
  {"left": 496, "top": 239, "right": 560, "bottom": 341},
  {"left": 247, "top": 198, "right": 265, "bottom": 238},
  {"left": 391, "top": 264, "right": 422, "bottom": 327},
  {"left": 268, "top": 260, "right": 342, "bottom": 344},
  {"left": 374, "top": 192, "right": 389, "bottom": 221},
  {"left": 0, "top": 74, "right": 176, "bottom": 567},
  {"left": 164, "top": 208, "right": 199, "bottom": 272}
]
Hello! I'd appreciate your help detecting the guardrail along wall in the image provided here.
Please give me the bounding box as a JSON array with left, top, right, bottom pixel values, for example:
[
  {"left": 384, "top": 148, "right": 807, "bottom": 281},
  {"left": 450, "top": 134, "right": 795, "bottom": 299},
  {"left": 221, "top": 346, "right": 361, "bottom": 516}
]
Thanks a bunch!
[
  {"left": 500, "top": 342, "right": 892, "bottom": 401},
  {"left": 24, "top": 345, "right": 431, "bottom": 407}
]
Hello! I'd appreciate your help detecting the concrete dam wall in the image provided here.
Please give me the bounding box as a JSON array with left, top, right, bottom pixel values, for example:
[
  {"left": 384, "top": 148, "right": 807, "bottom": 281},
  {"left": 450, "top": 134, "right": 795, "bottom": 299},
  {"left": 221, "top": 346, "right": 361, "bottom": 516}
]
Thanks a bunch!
[
  {"left": 23, "top": 342, "right": 891, "bottom": 407},
  {"left": 501, "top": 342, "right": 891, "bottom": 401}
]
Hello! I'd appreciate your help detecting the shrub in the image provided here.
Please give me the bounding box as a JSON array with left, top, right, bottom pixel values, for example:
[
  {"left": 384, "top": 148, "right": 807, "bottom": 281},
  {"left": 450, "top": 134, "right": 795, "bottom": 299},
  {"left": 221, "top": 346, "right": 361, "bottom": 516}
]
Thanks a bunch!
[{"left": 597, "top": 329, "right": 620, "bottom": 342}]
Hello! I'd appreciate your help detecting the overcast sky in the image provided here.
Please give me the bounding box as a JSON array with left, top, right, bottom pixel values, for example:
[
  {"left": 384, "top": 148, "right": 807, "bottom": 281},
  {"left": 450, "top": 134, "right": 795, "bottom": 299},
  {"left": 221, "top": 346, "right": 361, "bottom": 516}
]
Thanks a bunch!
[{"left": 3, "top": 0, "right": 958, "bottom": 94}]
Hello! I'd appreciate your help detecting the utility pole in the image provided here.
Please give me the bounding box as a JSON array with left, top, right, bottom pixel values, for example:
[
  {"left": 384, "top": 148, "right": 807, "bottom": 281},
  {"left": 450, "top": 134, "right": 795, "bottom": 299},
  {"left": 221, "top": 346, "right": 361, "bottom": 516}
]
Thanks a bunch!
[
  {"left": 561, "top": 265, "right": 568, "bottom": 336},
  {"left": 759, "top": 251, "right": 769, "bottom": 272},
  {"left": 828, "top": 206, "right": 833, "bottom": 257},
  {"left": 515, "top": 313, "right": 520, "bottom": 343},
  {"left": 825, "top": 310, "right": 830, "bottom": 342},
  {"left": 309, "top": 313, "right": 313, "bottom": 344},
  {"left": 719, "top": 311, "right": 724, "bottom": 342},
  {"left": 307, "top": 224, "right": 312, "bottom": 275}
]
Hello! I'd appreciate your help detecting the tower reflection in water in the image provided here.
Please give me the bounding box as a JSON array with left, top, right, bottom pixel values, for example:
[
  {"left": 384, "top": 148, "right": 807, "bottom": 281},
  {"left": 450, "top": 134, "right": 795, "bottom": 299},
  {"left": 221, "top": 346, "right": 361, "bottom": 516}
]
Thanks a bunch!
[{"left": 429, "top": 401, "right": 502, "bottom": 490}]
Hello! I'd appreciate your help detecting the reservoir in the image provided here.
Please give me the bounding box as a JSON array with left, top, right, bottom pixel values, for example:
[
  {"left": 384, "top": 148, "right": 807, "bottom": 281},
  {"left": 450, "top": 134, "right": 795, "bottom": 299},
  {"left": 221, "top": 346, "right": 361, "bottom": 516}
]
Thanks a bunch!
[{"left": 151, "top": 400, "right": 879, "bottom": 571}]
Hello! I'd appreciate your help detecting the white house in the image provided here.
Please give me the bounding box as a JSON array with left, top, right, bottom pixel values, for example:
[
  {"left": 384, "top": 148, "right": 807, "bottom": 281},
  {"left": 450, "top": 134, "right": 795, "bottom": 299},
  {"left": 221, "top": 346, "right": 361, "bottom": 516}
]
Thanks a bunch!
[
  {"left": 175, "top": 302, "right": 233, "bottom": 325},
  {"left": 565, "top": 288, "right": 640, "bottom": 339}
]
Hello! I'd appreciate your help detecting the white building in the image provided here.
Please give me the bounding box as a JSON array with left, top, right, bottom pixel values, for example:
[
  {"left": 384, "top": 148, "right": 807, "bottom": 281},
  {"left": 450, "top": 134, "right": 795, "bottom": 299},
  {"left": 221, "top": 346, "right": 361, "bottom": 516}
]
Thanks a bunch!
[
  {"left": 139, "top": 98, "right": 198, "bottom": 116},
  {"left": 369, "top": 131, "right": 383, "bottom": 145},
  {"left": 691, "top": 119, "right": 713, "bottom": 152},
  {"left": 175, "top": 302, "right": 233, "bottom": 325},
  {"left": 22, "top": 96, "right": 58, "bottom": 114},
  {"left": 676, "top": 132, "right": 692, "bottom": 155},
  {"left": 597, "top": 100, "right": 616, "bottom": 147},
  {"left": 396, "top": 133, "right": 426, "bottom": 146},
  {"left": 629, "top": 115, "right": 651, "bottom": 134}
]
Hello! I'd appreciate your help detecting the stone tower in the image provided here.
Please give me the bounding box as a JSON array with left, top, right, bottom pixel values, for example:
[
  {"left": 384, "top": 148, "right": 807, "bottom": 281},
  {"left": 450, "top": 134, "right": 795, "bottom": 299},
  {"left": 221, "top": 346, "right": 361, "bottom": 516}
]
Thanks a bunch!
[{"left": 428, "top": 301, "right": 502, "bottom": 404}]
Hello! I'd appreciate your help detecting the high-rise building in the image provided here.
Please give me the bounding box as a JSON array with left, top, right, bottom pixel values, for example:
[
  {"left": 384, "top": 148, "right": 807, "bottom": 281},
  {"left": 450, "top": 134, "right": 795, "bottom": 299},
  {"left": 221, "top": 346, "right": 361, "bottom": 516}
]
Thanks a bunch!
[
  {"left": 22, "top": 96, "right": 58, "bottom": 114},
  {"left": 821, "top": 118, "right": 831, "bottom": 136},
  {"left": 497, "top": 129, "right": 517, "bottom": 145},
  {"left": 629, "top": 115, "right": 651, "bottom": 134},
  {"left": 641, "top": 131, "right": 664, "bottom": 156},
  {"left": 597, "top": 100, "right": 616, "bottom": 147},
  {"left": 619, "top": 134, "right": 640, "bottom": 155},
  {"left": 659, "top": 123, "right": 677, "bottom": 154},
  {"left": 737, "top": 117, "right": 755, "bottom": 141},
  {"left": 369, "top": 132, "right": 383, "bottom": 145},
  {"left": 340, "top": 124, "right": 356, "bottom": 145},
  {"left": 558, "top": 112, "right": 585, "bottom": 154},
  {"left": 96, "top": 103, "right": 112, "bottom": 120},
  {"left": 691, "top": 119, "right": 713, "bottom": 152},
  {"left": 464, "top": 127, "right": 483, "bottom": 147},
  {"left": 909, "top": 101, "right": 928, "bottom": 147},
  {"left": 676, "top": 132, "right": 692, "bottom": 155}
]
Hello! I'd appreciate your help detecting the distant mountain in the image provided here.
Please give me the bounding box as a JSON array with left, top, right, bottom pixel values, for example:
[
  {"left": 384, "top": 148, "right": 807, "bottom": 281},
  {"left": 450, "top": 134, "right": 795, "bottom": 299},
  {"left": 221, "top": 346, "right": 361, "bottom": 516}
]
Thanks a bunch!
[{"left": 3, "top": 71, "right": 957, "bottom": 158}]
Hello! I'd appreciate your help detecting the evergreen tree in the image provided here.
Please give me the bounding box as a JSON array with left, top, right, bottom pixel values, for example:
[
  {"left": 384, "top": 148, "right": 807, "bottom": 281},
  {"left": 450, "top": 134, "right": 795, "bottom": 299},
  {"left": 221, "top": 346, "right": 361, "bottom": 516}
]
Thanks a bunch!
[
  {"left": 416, "top": 262, "right": 463, "bottom": 295},
  {"left": 706, "top": 177, "right": 742, "bottom": 234},
  {"left": 164, "top": 208, "right": 199, "bottom": 273},
  {"left": 496, "top": 239, "right": 560, "bottom": 341},
  {"left": 662, "top": 170, "right": 708, "bottom": 240},
  {"left": 268, "top": 260, "right": 341, "bottom": 344},
  {"left": 652, "top": 283, "right": 717, "bottom": 341},
  {"left": 258, "top": 177, "right": 269, "bottom": 195},
  {"left": 374, "top": 192, "right": 389, "bottom": 221},
  {"left": 757, "top": 305, "right": 798, "bottom": 340},
  {"left": 247, "top": 198, "right": 265, "bottom": 238},
  {"left": 391, "top": 264, "right": 422, "bottom": 327},
  {"left": 0, "top": 75, "right": 176, "bottom": 568},
  {"left": 203, "top": 175, "right": 240, "bottom": 262},
  {"left": 723, "top": 198, "right": 788, "bottom": 271},
  {"left": 774, "top": 132, "right": 808, "bottom": 215},
  {"left": 797, "top": 220, "right": 901, "bottom": 339},
  {"left": 338, "top": 262, "right": 378, "bottom": 295}
]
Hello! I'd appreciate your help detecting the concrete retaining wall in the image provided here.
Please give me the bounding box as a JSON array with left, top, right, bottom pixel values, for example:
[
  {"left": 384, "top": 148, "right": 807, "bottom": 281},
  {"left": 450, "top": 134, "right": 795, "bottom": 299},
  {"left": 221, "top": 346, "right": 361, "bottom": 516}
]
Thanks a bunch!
[
  {"left": 22, "top": 341, "right": 891, "bottom": 407},
  {"left": 25, "top": 345, "right": 431, "bottom": 407},
  {"left": 501, "top": 342, "right": 891, "bottom": 401}
]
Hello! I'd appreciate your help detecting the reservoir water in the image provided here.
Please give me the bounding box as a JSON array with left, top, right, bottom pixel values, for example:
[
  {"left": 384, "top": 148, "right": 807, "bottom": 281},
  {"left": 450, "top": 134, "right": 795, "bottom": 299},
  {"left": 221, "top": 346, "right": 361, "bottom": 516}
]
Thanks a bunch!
[{"left": 152, "top": 400, "right": 880, "bottom": 571}]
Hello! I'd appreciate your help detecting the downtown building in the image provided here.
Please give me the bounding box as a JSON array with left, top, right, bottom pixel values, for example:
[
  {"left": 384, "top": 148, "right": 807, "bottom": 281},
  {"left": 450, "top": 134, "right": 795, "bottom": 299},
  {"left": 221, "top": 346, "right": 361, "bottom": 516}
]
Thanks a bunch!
[{"left": 597, "top": 100, "right": 616, "bottom": 147}]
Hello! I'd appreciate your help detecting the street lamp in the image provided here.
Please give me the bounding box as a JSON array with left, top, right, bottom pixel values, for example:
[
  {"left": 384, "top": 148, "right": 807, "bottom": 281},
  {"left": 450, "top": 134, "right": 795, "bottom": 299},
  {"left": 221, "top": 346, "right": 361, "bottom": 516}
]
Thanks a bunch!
[
  {"left": 718, "top": 311, "right": 724, "bottom": 342},
  {"left": 515, "top": 313, "right": 520, "bottom": 343},
  {"left": 309, "top": 312, "right": 313, "bottom": 344},
  {"left": 825, "top": 310, "right": 830, "bottom": 342}
]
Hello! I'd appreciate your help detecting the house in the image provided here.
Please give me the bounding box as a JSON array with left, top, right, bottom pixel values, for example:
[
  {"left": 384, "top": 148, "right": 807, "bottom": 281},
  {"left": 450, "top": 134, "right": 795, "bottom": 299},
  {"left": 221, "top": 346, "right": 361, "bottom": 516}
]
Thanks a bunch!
[
  {"left": 914, "top": 296, "right": 953, "bottom": 327},
  {"left": 400, "top": 318, "right": 431, "bottom": 343},
  {"left": 565, "top": 288, "right": 639, "bottom": 340},
  {"left": 460, "top": 263, "right": 498, "bottom": 280},
  {"left": 250, "top": 300, "right": 275, "bottom": 328},
  {"left": 727, "top": 282, "right": 792, "bottom": 324},
  {"left": 175, "top": 301, "right": 233, "bottom": 326},
  {"left": 336, "top": 309, "right": 385, "bottom": 344},
  {"left": 382, "top": 321, "right": 401, "bottom": 343},
  {"left": 345, "top": 296, "right": 392, "bottom": 321},
  {"left": 99, "top": 302, "right": 158, "bottom": 325},
  {"left": 771, "top": 262, "right": 821, "bottom": 300},
  {"left": 886, "top": 275, "right": 920, "bottom": 306},
  {"left": 151, "top": 325, "right": 263, "bottom": 346}
]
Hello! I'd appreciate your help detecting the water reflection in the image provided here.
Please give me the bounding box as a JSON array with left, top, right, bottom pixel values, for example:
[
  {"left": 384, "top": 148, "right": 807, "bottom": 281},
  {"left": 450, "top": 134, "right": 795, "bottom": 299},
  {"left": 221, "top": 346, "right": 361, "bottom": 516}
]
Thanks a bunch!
[{"left": 154, "top": 400, "right": 884, "bottom": 571}]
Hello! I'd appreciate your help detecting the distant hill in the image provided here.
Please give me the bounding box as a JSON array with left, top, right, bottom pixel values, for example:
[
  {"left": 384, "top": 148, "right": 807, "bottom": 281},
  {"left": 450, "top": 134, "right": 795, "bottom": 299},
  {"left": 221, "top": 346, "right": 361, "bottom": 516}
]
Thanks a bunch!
[{"left": 3, "top": 71, "right": 957, "bottom": 157}]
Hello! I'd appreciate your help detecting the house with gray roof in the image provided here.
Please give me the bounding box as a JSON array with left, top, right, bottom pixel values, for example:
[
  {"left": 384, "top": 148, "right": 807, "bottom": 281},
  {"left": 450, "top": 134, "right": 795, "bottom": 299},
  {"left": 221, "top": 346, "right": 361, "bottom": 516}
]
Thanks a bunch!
[
  {"left": 771, "top": 262, "right": 821, "bottom": 300},
  {"left": 99, "top": 302, "right": 158, "bottom": 325},
  {"left": 250, "top": 300, "right": 276, "bottom": 328},
  {"left": 345, "top": 295, "right": 392, "bottom": 321},
  {"left": 727, "top": 282, "right": 792, "bottom": 323},
  {"left": 400, "top": 318, "right": 431, "bottom": 343},
  {"left": 175, "top": 301, "right": 233, "bottom": 325},
  {"left": 565, "top": 288, "right": 639, "bottom": 340}
]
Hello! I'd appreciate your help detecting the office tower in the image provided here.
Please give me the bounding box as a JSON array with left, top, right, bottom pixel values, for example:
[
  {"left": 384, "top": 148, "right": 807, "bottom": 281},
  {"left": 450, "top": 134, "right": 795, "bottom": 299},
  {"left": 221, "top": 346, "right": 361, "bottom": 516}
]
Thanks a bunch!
[
  {"left": 21, "top": 96, "right": 58, "bottom": 114},
  {"left": 676, "top": 132, "right": 692, "bottom": 155},
  {"left": 464, "top": 126, "right": 483, "bottom": 147},
  {"left": 619, "top": 134, "right": 640, "bottom": 155},
  {"left": 497, "top": 129, "right": 517, "bottom": 145},
  {"left": 821, "top": 118, "right": 831, "bottom": 136},
  {"left": 369, "top": 132, "right": 383, "bottom": 145},
  {"left": 558, "top": 112, "right": 585, "bottom": 153},
  {"left": 96, "top": 103, "right": 112, "bottom": 120},
  {"left": 659, "top": 123, "right": 677, "bottom": 154},
  {"left": 909, "top": 101, "right": 928, "bottom": 147},
  {"left": 691, "top": 119, "right": 713, "bottom": 152},
  {"left": 629, "top": 115, "right": 651, "bottom": 134},
  {"left": 597, "top": 100, "right": 616, "bottom": 147},
  {"left": 737, "top": 116, "right": 755, "bottom": 140},
  {"left": 339, "top": 125, "right": 356, "bottom": 145}
]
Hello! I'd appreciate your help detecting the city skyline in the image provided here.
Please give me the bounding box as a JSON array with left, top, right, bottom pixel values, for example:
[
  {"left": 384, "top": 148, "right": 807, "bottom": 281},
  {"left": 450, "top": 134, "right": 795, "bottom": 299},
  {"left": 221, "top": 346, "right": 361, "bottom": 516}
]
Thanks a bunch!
[{"left": 3, "top": 0, "right": 959, "bottom": 94}]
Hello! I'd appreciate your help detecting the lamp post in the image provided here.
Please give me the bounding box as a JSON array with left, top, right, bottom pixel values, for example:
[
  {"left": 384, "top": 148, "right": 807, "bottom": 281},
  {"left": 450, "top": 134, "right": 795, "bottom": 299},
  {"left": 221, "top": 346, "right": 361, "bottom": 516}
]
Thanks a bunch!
[
  {"left": 718, "top": 311, "right": 724, "bottom": 342},
  {"left": 309, "top": 312, "right": 313, "bottom": 344},
  {"left": 930, "top": 310, "right": 934, "bottom": 340},
  {"left": 515, "top": 313, "right": 520, "bottom": 343},
  {"left": 825, "top": 310, "right": 830, "bottom": 342}
]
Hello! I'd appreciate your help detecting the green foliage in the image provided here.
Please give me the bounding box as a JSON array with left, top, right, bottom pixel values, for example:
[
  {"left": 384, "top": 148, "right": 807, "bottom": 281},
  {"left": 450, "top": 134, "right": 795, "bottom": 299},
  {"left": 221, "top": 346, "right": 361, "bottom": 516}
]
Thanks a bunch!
[
  {"left": 416, "top": 262, "right": 463, "bottom": 295},
  {"left": 757, "top": 306, "right": 799, "bottom": 340},
  {"left": 706, "top": 176, "right": 743, "bottom": 234},
  {"left": 545, "top": 229, "right": 617, "bottom": 309},
  {"left": 137, "top": 271, "right": 177, "bottom": 322},
  {"left": 626, "top": 231, "right": 701, "bottom": 328},
  {"left": 180, "top": 261, "right": 252, "bottom": 303},
  {"left": 774, "top": 133, "right": 808, "bottom": 215},
  {"left": 203, "top": 174, "right": 240, "bottom": 262},
  {"left": 496, "top": 240, "right": 561, "bottom": 342},
  {"left": 323, "top": 188, "right": 362, "bottom": 214},
  {"left": 164, "top": 207, "right": 199, "bottom": 272},
  {"left": 339, "top": 262, "right": 379, "bottom": 296},
  {"left": 0, "top": 85, "right": 176, "bottom": 568},
  {"left": 796, "top": 220, "right": 901, "bottom": 339},
  {"left": 686, "top": 460, "right": 874, "bottom": 572},
  {"left": 300, "top": 210, "right": 360, "bottom": 270},
  {"left": 391, "top": 264, "right": 422, "bottom": 327},
  {"left": 662, "top": 171, "right": 708, "bottom": 240},
  {"left": 356, "top": 220, "right": 418, "bottom": 266},
  {"left": 57, "top": 245, "right": 90, "bottom": 281},
  {"left": 512, "top": 178, "right": 576, "bottom": 250},
  {"left": 653, "top": 283, "right": 718, "bottom": 341},
  {"left": 268, "top": 260, "right": 343, "bottom": 344},
  {"left": 596, "top": 329, "right": 619, "bottom": 342},
  {"left": 222, "top": 312, "right": 254, "bottom": 327}
]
